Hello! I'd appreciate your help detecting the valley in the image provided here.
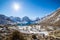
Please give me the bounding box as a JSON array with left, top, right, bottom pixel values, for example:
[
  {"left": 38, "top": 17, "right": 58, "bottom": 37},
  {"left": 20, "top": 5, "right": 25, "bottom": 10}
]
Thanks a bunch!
[{"left": 0, "top": 8, "right": 60, "bottom": 40}]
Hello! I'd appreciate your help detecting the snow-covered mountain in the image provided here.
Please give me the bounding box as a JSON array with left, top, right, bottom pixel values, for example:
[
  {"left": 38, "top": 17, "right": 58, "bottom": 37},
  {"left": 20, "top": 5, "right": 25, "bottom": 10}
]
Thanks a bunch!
[
  {"left": 0, "top": 14, "right": 39, "bottom": 25},
  {"left": 0, "top": 14, "right": 13, "bottom": 25},
  {"left": 0, "top": 8, "right": 60, "bottom": 26},
  {"left": 21, "top": 16, "right": 32, "bottom": 24},
  {"left": 9, "top": 16, "right": 21, "bottom": 23},
  {"left": 22, "top": 16, "right": 31, "bottom": 22},
  {"left": 38, "top": 8, "right": 60, "bottom": 26},
  {"left": 9, "top": 16, "right": 40, "bottom": 25},
  {"left": 35, "top": 17, "right": 40, "bottom": 21}
]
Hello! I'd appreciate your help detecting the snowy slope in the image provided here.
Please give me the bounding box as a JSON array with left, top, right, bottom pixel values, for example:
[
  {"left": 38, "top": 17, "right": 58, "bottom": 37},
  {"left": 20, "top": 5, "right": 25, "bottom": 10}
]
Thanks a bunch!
[{"left": 38, "top": 8, "right": 60, "bottom": 26}]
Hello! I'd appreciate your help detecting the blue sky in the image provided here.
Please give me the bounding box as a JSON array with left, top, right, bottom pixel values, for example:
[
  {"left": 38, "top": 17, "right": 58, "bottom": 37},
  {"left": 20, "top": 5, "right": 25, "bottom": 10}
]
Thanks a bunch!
[{"left": 0, "top": 0, "right": 60, "bottom": 19}]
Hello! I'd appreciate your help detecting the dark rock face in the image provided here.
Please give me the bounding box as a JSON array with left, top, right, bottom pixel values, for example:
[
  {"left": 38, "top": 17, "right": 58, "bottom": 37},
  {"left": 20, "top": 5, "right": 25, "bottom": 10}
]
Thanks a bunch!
[
  {"left": 6, "top": 30, "right": 25, "bottom": 40},
  {"left": 12, "top": 34, "right": 20, "bottom": 40},
  {"left": 32, "top": 35, "right": 37, "bottom": 39}
]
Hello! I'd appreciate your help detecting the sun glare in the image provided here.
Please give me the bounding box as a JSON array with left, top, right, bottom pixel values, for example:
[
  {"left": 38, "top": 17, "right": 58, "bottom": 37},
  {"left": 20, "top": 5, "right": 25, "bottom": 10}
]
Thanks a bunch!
[{"left": 13, "top": 3, "right": 20, "bottom": 11}]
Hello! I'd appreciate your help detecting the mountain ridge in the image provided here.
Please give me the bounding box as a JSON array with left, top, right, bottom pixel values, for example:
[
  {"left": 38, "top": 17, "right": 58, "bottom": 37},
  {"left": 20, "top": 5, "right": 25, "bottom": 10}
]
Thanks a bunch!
[
  {"left": 0, "top": 14, "right": 39, "bottom": 25},
  {"left": 38, "top": 8, "right": 60, "bottom": 26}
]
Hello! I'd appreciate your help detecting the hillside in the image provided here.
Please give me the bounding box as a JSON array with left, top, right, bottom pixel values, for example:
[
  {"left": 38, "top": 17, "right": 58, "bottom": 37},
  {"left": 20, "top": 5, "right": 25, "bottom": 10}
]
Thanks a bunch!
[{"left": 38, "top": 8, "right": 60, "bottom": 26}]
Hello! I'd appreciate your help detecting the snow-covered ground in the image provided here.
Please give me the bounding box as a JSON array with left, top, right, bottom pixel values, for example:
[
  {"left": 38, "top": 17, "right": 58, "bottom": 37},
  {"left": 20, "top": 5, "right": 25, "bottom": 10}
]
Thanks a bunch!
[
  {"left": 18, "top": 25, "right": 49, "bottom": 36},
  {"left": 8, "top": 25, "right": 60, "bottom": 36}
]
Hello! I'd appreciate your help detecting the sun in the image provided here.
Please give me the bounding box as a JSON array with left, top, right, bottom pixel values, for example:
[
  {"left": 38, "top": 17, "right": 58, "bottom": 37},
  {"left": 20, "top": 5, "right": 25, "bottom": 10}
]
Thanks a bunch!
[{"left": 13, "top": 3, "right": 20, "bottom": 11}]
